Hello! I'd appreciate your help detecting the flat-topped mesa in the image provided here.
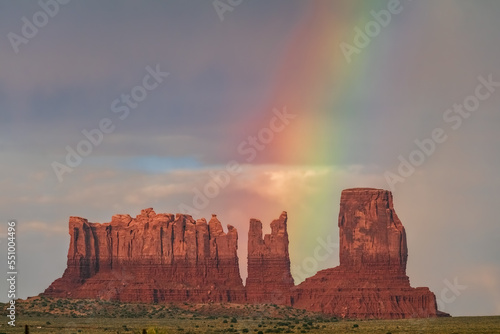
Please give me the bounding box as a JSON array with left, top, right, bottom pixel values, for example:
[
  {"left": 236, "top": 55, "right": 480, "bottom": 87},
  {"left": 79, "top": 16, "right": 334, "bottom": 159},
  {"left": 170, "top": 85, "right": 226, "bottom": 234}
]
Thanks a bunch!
[
  {"left": 339, "top": 188, "right": 408, "bottom": 272},
  {"left": 292, "top": 188, "right": 445, "bottom": 319},
  {"left": 246, "top": 211, "right": 294, "bottom": 305},
  {"left": 44, "top": 209, "right": 245, "bottom": 303}
]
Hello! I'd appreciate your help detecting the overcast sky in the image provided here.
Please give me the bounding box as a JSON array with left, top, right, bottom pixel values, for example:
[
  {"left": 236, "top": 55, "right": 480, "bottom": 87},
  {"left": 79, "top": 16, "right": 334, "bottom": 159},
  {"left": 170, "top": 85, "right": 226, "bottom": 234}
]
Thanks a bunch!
[{"left": 1, "top": 0, "right": 499, "bottom": 317}]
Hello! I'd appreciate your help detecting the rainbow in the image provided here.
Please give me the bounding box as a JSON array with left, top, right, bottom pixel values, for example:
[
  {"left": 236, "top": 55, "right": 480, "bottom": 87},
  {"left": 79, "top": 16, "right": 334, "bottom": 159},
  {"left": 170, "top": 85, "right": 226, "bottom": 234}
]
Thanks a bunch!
[{"left": 234, "top": 1, "right": 416, "bottom": 279}]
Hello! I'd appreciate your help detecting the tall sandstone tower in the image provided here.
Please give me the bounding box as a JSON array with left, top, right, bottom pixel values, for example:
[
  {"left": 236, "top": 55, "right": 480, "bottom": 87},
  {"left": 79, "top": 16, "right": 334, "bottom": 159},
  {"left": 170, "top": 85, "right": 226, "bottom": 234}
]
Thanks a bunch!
[
  {"left": 246, "top": 212, "right": 294, "bottom": 305},
  {"left": 292, "top": 188, "right": 444, "bottom": 318}
]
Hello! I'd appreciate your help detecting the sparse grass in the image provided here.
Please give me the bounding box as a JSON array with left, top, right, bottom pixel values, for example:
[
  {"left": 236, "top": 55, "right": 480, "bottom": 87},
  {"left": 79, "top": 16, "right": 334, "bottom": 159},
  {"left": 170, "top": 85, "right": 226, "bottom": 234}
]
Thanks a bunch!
[{"left": 1, "top": 298, "right": 499, "bottom": 333}]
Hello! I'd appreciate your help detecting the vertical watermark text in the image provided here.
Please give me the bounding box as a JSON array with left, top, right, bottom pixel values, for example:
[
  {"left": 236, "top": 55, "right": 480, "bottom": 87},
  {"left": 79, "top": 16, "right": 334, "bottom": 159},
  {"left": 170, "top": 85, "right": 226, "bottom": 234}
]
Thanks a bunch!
[{"left": 6, "top": 220, "right": 17, "bottom": 327}]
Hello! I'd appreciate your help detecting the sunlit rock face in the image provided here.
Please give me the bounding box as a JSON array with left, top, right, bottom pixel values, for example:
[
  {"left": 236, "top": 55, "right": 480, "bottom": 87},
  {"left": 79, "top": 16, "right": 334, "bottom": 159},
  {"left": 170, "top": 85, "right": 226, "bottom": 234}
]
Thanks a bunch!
[
  {"left": 246, "top": 211, "right": 294, "bottom": 305},
  {"left": 44, "top": 209, "right": 245, "bottom": 303},
  {"left": 292, "top": 188, "right": 446, "bottom": 319},
  {"left": 44, "top": 188, "right": 447, "bottom": 319}
]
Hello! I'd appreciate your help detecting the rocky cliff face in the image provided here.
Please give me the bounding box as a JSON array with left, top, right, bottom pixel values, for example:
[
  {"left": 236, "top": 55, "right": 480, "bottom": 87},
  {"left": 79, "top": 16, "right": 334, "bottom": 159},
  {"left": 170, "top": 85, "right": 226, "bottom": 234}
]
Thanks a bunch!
[
  {"left": 44, "top": 188, "right": 445, "bottom": 319},
  {"left": 246, "top": 212, "right": 294, "bottom": 305},
  {"left": 338, "top": 188, "right": 408, "bottom": 270},
  {"left": 292, "top": 188, "right": 444, "bottom": 319},
  {"left": 44, "top": 209, "right": 245, "bottom": 303}
]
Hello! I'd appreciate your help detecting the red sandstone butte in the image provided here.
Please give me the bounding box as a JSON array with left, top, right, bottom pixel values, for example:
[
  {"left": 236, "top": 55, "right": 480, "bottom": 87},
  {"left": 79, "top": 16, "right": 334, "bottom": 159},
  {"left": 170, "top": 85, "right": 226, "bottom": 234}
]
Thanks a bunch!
[
  {"left": 246, "top": 211, "right": 294, "bottom": 305},
  {"left": 291, "top": 188, "right": 448, "bottom": 319},
  {"left": 43, "top": 189, "right": 446, "bottom": 319},
  {"left": 44, "top": 209, "right": 245, "bottom": 303}
]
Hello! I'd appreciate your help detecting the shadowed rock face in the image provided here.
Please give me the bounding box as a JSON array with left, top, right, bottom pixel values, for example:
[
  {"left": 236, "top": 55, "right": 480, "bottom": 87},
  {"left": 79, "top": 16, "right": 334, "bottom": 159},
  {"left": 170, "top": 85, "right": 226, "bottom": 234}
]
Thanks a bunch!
[
  {"left": 246, "top": 211, "right": 294, "bottom": 305},
  {"left": 44, "top": 210, "right": 245, "bottom": 303},
  {"left": 291, "top": 188, "right": 446, "bottom": 319}
]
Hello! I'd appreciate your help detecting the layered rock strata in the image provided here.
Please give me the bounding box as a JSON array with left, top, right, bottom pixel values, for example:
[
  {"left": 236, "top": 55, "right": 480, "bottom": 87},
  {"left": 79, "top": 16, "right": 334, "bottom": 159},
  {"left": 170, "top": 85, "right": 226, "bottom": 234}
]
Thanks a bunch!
[
  {"left": 291, "top": 188, "right": 444, "bottom": 318},
  {"left": 246, "top": 212, "right": 294, "bottom": 305},
  {"left": 44, "top": 188, "right": 446, "bottom": 319},
  {"left": 44, "top": 209, "right": 245, "bottom": 303}
]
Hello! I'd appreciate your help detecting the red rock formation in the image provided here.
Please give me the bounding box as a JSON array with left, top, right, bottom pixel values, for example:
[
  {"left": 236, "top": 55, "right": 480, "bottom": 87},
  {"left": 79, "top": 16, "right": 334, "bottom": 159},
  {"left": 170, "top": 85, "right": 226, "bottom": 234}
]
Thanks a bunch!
[
  {"left": 246, "top": 212, "right": 294, "bottom": 305},
  {"left": 338, "top": 188, "right": 408, "bottom": 271},
  {"left": 44, "top": 209, "right": 245, "bottom": 303},
  {"left": 292, "top": 188, "right": 446, "bottom": 319},
  {"left": 44, "top": 189, "right": 446, "bottom": 319}
]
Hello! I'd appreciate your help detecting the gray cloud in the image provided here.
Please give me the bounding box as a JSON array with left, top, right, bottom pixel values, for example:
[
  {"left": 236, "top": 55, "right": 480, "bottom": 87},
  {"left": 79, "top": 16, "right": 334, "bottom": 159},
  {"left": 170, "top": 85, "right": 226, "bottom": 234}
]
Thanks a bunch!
[{"left": 0, "top": 0, "right": 499, "bottom": 317}]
